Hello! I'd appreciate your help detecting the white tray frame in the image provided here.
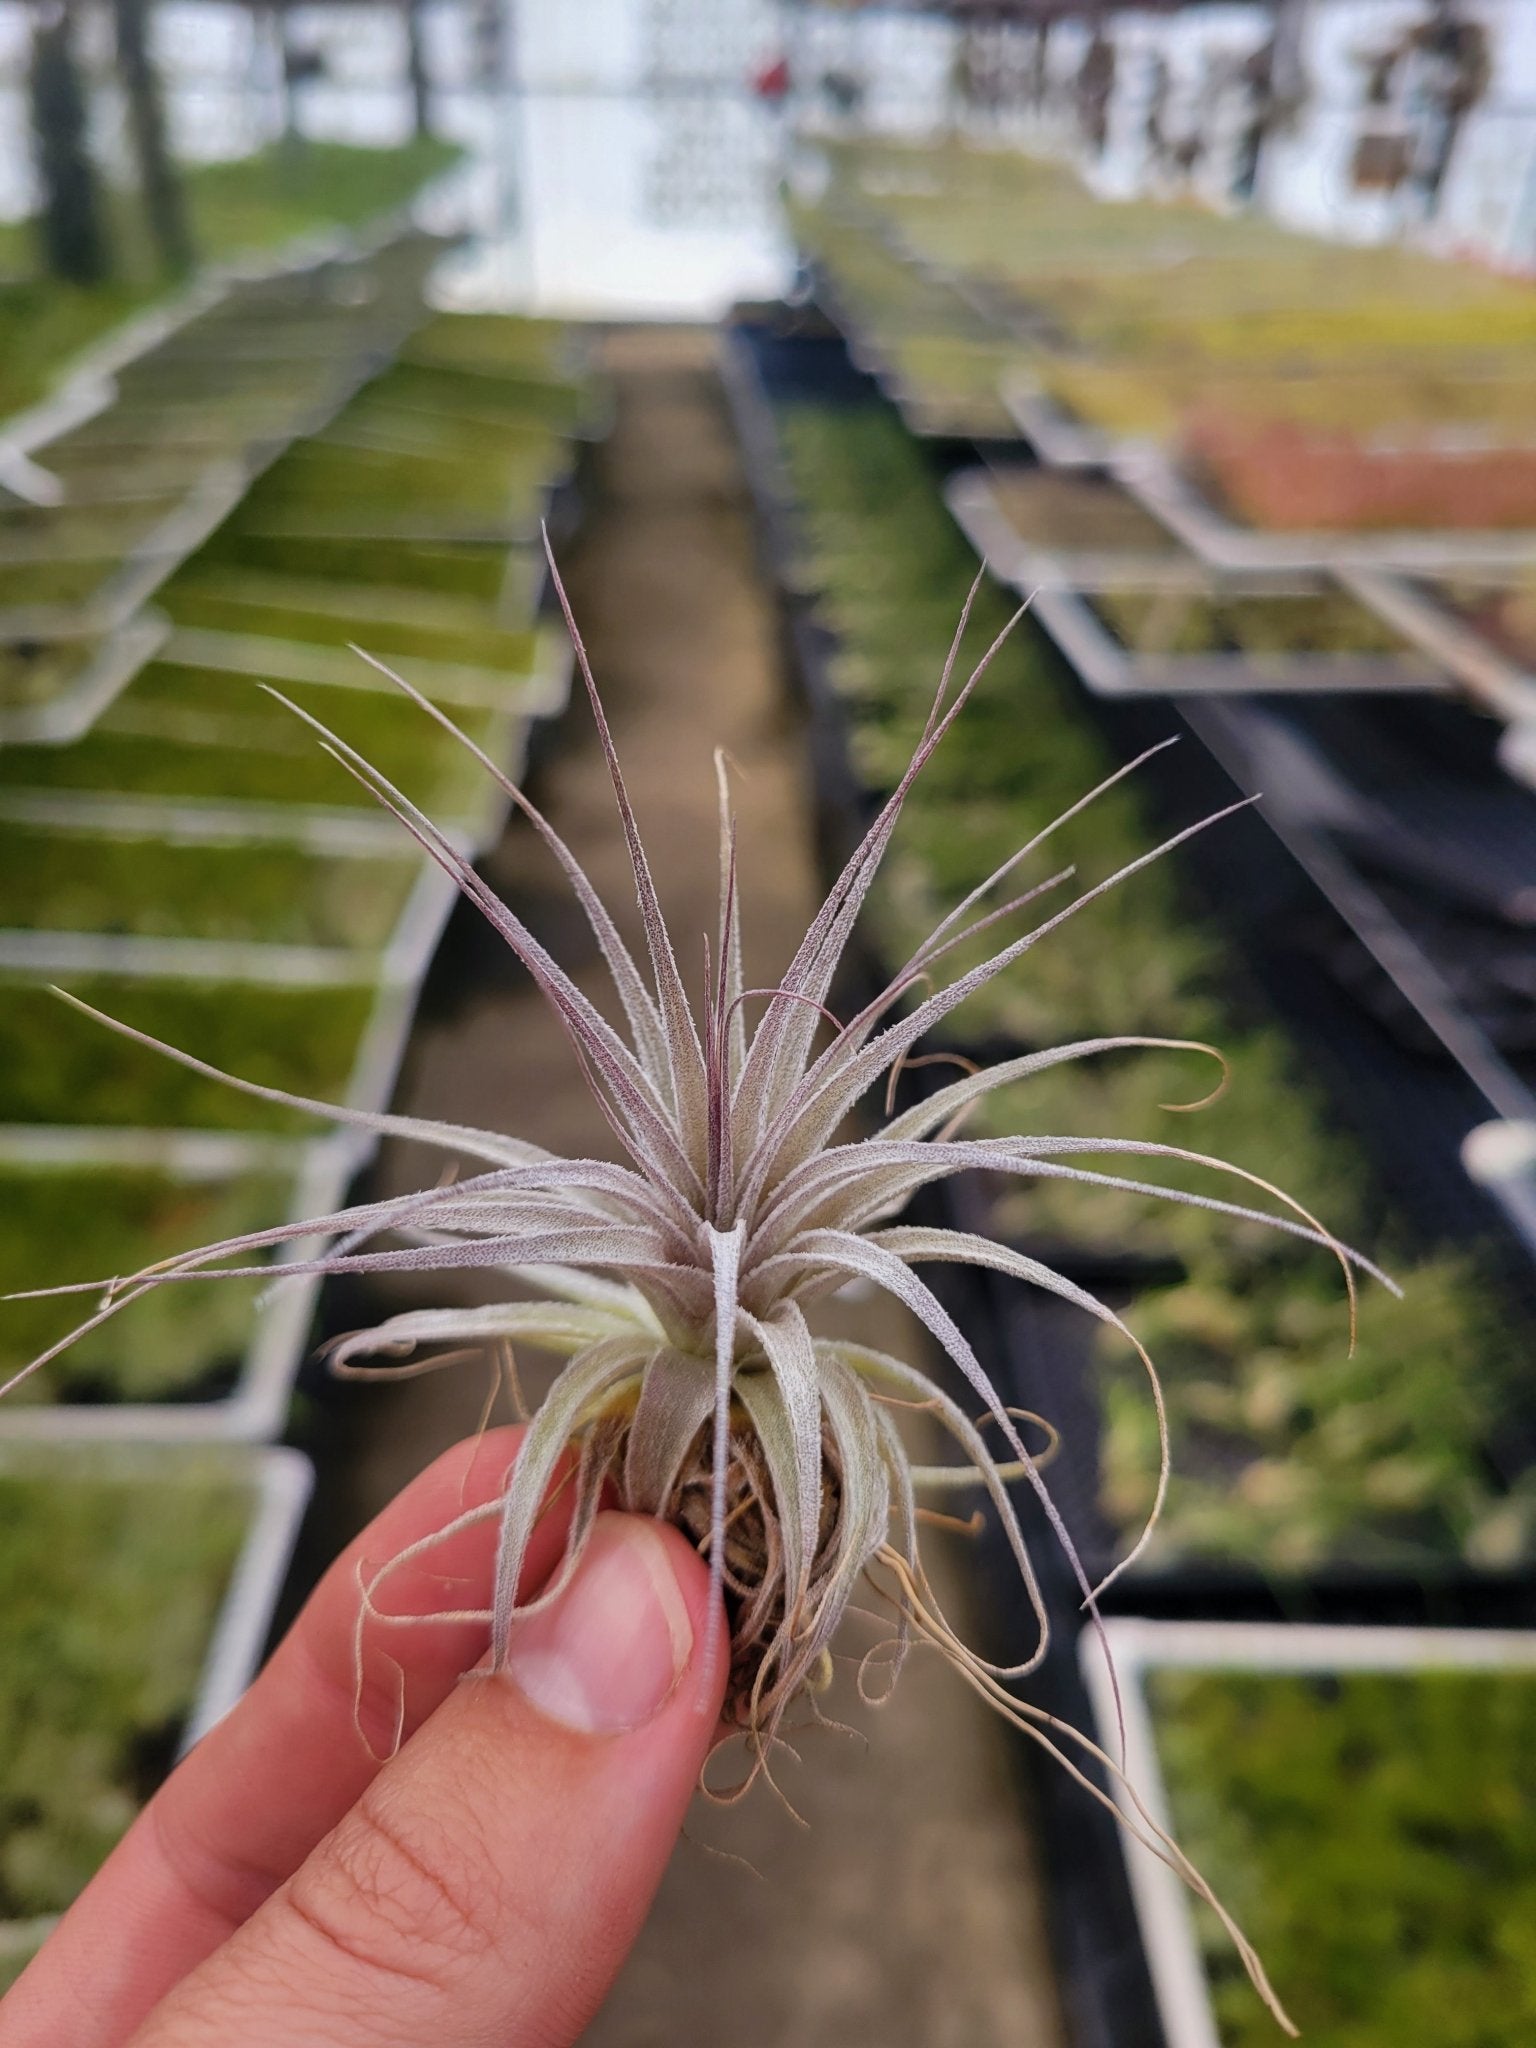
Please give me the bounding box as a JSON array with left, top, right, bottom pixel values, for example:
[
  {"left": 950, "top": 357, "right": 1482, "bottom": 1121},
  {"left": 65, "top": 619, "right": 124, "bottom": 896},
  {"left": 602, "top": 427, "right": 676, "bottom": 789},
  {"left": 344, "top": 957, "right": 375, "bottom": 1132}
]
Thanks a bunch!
[{"left": 1082, "top": 1616, "right": 1536, "bottom": 2048}]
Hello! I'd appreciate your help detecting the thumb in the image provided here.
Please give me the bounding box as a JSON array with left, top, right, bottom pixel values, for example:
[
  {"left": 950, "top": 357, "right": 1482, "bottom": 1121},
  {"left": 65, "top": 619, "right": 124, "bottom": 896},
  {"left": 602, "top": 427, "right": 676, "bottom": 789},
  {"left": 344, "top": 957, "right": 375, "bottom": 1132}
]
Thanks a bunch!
[{"left": 128, "top": 1512, "right": 727, "bottom": 2048}]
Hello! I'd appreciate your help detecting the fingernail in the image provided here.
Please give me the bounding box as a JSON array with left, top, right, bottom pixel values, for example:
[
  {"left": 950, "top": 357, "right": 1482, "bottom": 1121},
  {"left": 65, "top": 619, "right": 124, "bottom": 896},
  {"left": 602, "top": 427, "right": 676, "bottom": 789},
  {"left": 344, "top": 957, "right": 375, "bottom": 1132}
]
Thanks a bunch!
[{"left": 503, "top": 1512, "right": 693, "bottom": 1735}]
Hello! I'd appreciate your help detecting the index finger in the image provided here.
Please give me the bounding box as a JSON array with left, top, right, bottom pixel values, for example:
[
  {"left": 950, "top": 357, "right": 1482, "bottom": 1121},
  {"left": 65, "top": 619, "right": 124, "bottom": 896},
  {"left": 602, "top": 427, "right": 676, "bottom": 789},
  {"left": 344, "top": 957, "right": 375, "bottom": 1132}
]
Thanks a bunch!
[{"left": 2, "top": 1424, "right": 568, "bottom": 2048}]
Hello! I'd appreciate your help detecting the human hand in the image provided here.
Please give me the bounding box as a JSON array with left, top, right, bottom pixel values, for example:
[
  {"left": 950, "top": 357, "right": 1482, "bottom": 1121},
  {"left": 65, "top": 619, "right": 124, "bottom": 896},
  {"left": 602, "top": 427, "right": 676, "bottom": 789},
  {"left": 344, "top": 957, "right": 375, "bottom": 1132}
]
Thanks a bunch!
[{"left": 1, "top": 1426, "right": 726, "bottom": 2048}]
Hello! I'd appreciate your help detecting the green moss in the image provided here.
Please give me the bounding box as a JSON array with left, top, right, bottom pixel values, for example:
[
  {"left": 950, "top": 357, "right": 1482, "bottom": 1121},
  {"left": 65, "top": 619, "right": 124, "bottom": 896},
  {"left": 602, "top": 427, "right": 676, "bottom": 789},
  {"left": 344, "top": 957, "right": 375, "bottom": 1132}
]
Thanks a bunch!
[
  {"left": 243, "top": 434, "right": 559, "bottom": 533},
  {"left": 0, "top": 558, "right": 122, "bottom": 610},
  {"left": 1089, "top": 588, "right": 1408, "bottom": 658},
  {"left": 0, "top": 978, "right": 374, "bottom": 1131},
  {"left": 342, "top": 364, "right": 589, "bottom": 438},
  {"left": 0, "top": 822, "right": 419, "bottom": 950},
  {"left": 158, "top": 571, "right": 542, "bottom": 674},
  {"left": 1100, "top": 1252, "right": 1519, "bottom": 1572},
  {"left": 158, "top": 564, "right": 517, "bottom": 638},
  {"left": 401, "top": 313, "right": 573, "bottom": 379},
  {"left": 0, "top": 1163, "right": 291, "bottom": 1402},
  {"left": 199, "top": 530, "right": 523, "bottom": 606},
  {"left": 775, "top": 395, "right": 1522, "bottom": 1573},
  {"left": 0, "top": 662, "right": 507, "bottom": 818},
  {"left": 0, "top": 1445, "right": 253, "bottom": 1917},
  {"left": 1149, "top": 1665, "right": 1536, "bottom": 2046}
]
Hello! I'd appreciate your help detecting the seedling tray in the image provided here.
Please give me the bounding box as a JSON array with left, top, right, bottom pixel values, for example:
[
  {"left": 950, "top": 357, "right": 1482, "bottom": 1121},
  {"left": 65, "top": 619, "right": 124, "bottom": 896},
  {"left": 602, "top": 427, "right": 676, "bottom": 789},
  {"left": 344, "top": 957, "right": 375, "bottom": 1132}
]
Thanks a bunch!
[
  {"left": 312, "top": 404, "right": 564, "bottom": 468},
  {"left": 0, "top": 614, "right": 169, "bottom": 740},
  {"left": 0, "top": 1439, "right": 311, "bottom": 1978},
  {"left": 0, "top": 557, "right": 133, "bottom": 612},
  {"left": 351, "top": 360, "right": 613, "bottom": 442},
  {"left": 944, "top": 465, "right": 1205, "bottom": 594},
  {"left": 0, "top": 756, "right": 520, "bottom": 867},
  {"left": 1080, "top": 1619, "right": 1536, "bottom": 2048},
  {"left": 0, "top": 241, "right": 449, "bottom": 751},
  {"left": 0, "top": 969, "right": 388, "bottom": 1136},
  {"left": 199, "top": 530, "right": 533, "bottom": 611},
  {"left": 156, "top": 622, "right": 563, "bottom": 714},
  {"left": 1114, "top": 444, "right": 1536, "bottom": 577},
  {"left": 158, "top": 563, "right": 536, "bottom": 645},
  {"left": 26, "top": 446, "right": 219, "bottom": 506},
  {"left": 0, "top": 815, "right": 422, "bottom": 951},
  {"left": 880, "top": 344, "right": 1021, "bottom": 442},
  {"left": 398, "top": 312, "right": 585, "bottom": 383},
  {"left": 1028, "top": 584, "right": 1453, "bottom": 700},
  {"left": 0, "top": 790, "right": 446, "bottom": 858},
  {"left": 0, "top": 1126, "right": 354, "bottom": 1439},
  {"left": 0, "top": 473, "right": 248, "bottom": 722},
  {"left": 0, "top": 493, "right": 187, "bottom": 559},
  {"left": 0, "top": 655, "right": 532, "bottom": 849},
  {"left": 157, "top": 604, "right": 551, "bottom": 706}
]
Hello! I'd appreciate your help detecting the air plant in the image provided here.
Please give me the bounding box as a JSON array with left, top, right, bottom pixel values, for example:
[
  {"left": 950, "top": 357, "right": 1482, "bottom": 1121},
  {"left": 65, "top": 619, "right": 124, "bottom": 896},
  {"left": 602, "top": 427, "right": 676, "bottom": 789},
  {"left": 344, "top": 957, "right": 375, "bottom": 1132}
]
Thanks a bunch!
[{"left": 3, "top": 557, "right": 1391, "bottom": 2033}]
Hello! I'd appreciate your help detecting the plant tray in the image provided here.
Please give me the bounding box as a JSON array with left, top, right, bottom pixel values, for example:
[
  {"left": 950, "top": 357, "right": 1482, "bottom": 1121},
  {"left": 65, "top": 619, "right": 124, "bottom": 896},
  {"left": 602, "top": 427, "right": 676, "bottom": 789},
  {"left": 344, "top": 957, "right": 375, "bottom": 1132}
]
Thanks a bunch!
[
  {"left": 0, "top": 970, "right": 390, "bottom": 1136},
  {"left": 0, "top": 1126, "right": 354, "bottom": 1438},
  {"left": 0, "top": 1440, "right": 311, "bottom": 1975},
  {"left": 198, "top": 530, "right": 533, "bottom": 610},
  {"left": 1029, "top": 584, "right": 1452, "bottom": 699},
  {"left": 0, "top": 816, "right": 423, "bottom": 954},
  {"left": 940, "top": 1145, "right": 1536, "bottom": 1614},
  {"left": 0, "top": 831, "right": 451, "bottom": 992},
  {"left": 1081, "top": 1619, "right": 1536, "bottom": 2048},
  {"left": 0, "top": 473, "right": 250, "bottom": 722},
  {"left": 351, "top": 360, "right": 613, "bottom": 443},
  {"left": 0, "top": 661, "right": 533, "bottom": 851},
  {"left": 0, "top": 494, "right": 187, "bottom": 559},
  {"left": 0, "top": 791, "right": 433, "bottom": 857},
  {"left": 1115, "top": 446, "right": 1536, "bottom": 578},
  {"left": 157, "top": 564, "right": 530, "bottom": 644},
  {"left": 155, "top": 611, "right": 555, "bottom": 711},
  {"left": 946, "top": 465, "right": 1214, "bottom": 594},
  {"left": 0, "top": 615, "right": 169, "bottom": 743},
  {"left": 28, "top": 449, "right": 215, "bottom": 507}
]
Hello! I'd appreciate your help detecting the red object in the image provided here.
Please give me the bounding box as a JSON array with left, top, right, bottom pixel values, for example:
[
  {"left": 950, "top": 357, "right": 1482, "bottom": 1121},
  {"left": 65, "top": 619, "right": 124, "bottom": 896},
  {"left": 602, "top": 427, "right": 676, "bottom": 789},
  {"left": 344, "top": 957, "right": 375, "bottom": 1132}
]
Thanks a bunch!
[
  {"left": 753, "top": 56, "right": 790, "bottom": 102},
  {"left": 1185, "top": 409, "right": 1536, "bottom": 533}
]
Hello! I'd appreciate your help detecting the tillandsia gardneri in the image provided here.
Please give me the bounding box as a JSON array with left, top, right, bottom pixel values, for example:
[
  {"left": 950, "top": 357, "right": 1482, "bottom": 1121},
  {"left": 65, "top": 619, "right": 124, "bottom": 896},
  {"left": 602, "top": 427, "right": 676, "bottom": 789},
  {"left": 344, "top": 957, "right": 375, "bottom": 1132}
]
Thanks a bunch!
[{"left": 4, "top": 556, "right": 1394, "bottom": 2034}]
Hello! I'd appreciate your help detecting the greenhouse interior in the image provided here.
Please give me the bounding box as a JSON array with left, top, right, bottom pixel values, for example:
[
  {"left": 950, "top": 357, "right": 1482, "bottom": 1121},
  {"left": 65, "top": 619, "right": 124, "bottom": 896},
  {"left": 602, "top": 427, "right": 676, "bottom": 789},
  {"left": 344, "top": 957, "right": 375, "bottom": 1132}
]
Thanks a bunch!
[{"left": 1, "top": 0, "right": 1535, "bottom": 2042}]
